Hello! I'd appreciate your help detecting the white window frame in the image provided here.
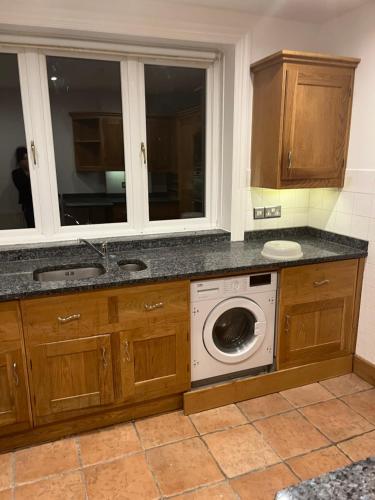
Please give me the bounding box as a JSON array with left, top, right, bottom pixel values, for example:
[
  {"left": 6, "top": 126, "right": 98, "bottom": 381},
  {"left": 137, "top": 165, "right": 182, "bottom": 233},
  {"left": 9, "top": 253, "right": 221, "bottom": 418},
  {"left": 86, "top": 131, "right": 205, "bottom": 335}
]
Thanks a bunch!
[{"left": 0, "top": 39, "right": 223, "bottom": 245}]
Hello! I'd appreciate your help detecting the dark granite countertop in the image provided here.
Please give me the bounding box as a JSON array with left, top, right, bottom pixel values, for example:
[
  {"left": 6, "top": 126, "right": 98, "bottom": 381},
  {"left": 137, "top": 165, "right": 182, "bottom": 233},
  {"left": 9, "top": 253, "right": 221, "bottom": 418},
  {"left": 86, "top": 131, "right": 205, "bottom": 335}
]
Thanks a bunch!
[
  {"left": 276, "top": 457, "right": 375, "bottom": 499},
  {"left": 0, "top": 227, "right": 367, "bottom": 302}
]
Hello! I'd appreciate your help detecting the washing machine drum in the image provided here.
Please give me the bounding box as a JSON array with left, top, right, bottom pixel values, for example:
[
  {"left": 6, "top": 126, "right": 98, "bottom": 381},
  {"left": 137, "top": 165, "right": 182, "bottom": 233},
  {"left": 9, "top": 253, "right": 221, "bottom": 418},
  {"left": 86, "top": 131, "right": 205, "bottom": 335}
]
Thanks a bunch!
[{"left": 203, "top": 297, "right": 267, "bottom": 364}]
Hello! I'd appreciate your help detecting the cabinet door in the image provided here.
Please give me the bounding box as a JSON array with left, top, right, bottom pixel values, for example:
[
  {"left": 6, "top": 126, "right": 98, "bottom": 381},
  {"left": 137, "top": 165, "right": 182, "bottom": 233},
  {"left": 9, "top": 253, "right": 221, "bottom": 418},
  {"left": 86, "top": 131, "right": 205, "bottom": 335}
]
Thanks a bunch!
[
  {"left": 281, "top": 65, "right": 353, "bottom": 183},
  {"left": 101, "top": 115, "right": 125, "bottom": 171},
  {"left": 119, "top": 320, "right": 190, "bottom": 402},
  {"left": 30, "top": 335, "right": 114, "bottom": 423},
  {"left": 146, "top": 117, "right": 176, "bottom": 172},
  {"left": 279, "top": 297, "right": 353, "bottom": 369},
  {"left": 0, "top": 349, "right": 30, "bottom": 434}
]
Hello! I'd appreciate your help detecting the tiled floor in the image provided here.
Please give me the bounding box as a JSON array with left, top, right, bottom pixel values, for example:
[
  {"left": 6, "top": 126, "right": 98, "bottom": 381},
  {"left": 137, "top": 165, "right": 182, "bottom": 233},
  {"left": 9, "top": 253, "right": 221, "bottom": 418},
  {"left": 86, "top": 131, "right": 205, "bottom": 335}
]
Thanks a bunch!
[{"left": 1, "top": 373, "right": 375, "bottom": 499}]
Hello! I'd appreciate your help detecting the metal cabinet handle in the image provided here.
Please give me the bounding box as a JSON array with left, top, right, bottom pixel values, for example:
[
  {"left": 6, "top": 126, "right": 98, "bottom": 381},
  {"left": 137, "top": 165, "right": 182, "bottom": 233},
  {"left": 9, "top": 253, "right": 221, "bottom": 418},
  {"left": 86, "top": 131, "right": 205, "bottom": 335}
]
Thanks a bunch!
[
  {"left": 13, "top": 362, "right": 19, "bottom": 387},
  {"left": 313, "top": 279, "right": 330, "bottom": 287},
  {"left": 144, "top": 302, "right": 164, "bottom": 311},
  {"left": 287, "top": 151, "right": 292, "bottom": 169},
  {"left": 57, "top": 313, "right": 81, "bottom": 323},
  {"left": 30, "top": 140, "right": 37, "bottom": 166},
  {"left": 101, "top": 347, "right": 107, "bottom": 368},
  {"left": 141, "top": 142, "right": 147, "bottom": 165},
  {"left": 124, "top": 340, "right": 130, "bottom": 362},
  {"left": 285, "top": 314, "right": 290, "bottom": 335}
]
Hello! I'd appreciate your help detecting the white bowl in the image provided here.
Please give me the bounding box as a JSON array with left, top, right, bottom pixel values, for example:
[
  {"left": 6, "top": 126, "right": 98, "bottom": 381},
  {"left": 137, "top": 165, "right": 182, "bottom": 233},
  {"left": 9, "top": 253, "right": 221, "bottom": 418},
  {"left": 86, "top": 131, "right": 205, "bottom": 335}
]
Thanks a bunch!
[{"left": 261, "top": 240, "right": 303, "bottom": 261}]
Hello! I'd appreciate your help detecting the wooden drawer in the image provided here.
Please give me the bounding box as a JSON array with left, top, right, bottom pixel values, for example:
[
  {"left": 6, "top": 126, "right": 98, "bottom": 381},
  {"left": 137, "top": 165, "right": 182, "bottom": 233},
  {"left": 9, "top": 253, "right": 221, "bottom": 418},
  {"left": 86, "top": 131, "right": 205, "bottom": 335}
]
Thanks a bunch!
[
  {"left": 21, "top": 293, "right": 109, "bottom": 344},
  {"left": 280, "top": 259, "right": 358, "bottom": 305},
  {"left": 113, "top": 281, "right": 189, "bottom": 328}
]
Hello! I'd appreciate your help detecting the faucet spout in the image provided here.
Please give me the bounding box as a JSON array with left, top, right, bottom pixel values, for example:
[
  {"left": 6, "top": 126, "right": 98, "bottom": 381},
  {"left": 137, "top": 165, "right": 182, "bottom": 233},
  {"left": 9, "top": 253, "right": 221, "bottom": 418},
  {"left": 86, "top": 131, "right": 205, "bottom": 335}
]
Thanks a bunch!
[{"left": 79, "top": 239, "right": 107, "bottom": 259}]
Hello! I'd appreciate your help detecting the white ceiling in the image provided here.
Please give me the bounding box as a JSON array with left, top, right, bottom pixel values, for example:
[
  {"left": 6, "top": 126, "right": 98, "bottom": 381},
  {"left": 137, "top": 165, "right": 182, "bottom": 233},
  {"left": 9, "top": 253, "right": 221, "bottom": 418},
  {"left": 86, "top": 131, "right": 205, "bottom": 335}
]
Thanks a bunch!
[{"left": 165, "top": 0, "right": 371, "bottom": 23}]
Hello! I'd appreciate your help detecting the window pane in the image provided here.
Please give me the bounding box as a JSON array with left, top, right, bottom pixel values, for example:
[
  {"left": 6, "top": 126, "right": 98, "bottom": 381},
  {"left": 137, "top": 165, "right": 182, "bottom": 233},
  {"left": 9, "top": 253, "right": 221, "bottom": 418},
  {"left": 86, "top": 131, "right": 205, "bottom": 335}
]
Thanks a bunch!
[
  {"left": 145, "top": 65, "right": 206, "bottom": 221},
  {"left": 46, "top": 56, "right": 127, "bottom": 226},
  {"left": 0, "top": 53, "right": 35, "bottom": 229}
]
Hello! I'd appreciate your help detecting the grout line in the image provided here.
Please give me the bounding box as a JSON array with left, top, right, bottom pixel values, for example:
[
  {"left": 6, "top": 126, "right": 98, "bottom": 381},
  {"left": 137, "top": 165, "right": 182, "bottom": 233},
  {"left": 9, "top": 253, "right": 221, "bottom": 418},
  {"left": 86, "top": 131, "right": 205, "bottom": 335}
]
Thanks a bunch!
[{"left": 75, "top": 436, "right": 89, "bottom": 500}]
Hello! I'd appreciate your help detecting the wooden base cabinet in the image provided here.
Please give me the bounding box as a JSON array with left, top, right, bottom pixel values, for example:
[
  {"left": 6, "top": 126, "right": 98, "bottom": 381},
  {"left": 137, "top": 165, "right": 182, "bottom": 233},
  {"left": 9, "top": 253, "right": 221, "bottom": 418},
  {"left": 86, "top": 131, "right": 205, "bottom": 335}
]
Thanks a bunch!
[
  {"left": 0, "top": 302, "right": 31, "bottom": 436},
  {"left": 277, "top": 260, "right": 359, "bottom": 369},
  {"left": 21, "top": 280, "right": 190, "bottom": 427}
]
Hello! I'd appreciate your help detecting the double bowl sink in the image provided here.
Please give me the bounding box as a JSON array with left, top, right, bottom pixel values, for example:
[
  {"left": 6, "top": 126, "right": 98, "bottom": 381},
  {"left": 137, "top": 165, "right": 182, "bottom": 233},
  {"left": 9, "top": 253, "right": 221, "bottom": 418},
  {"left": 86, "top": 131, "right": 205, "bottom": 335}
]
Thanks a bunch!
[{"left": 34, "top": 259, "right": 147, "bottom": 283}]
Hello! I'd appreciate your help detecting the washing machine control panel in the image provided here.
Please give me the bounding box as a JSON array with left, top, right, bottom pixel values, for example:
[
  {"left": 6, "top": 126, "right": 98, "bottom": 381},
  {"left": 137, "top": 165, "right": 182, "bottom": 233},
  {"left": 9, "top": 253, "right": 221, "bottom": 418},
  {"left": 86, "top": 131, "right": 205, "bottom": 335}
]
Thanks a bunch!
[{"left": 191, "top": 272, "right": 277, "bottom": 302}]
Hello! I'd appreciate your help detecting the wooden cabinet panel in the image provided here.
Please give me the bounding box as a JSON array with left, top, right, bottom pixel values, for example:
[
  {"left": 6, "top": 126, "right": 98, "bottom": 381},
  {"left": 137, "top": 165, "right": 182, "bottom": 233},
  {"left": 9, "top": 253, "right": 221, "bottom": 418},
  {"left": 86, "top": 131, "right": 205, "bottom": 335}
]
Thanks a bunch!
[
  {"left": 101, "top": 115, "right": 124, "bottom": 171},
  {"left": 282, "top": 66, "right": 352, "bottom": 182},
  {"left": 30, "top": 335, "right": 115, "bottom": 423},
  {"left": 280, "top": 259, "right": 358, "bottom": 305},
  {"left": 278, "top": 260, "right": 358, "bottom": 369},
  {"left": 250, "top": 50, "right": 359, "bottom": 188},
  {"left": 146, "top": 117, "right": 176, "bottom": 172},
  {"left": 113, "top": 281, "right": 189, "bottom": 329},
  {"left": 0, "top": 302, "right": 31, "bottom": 436},
  {"left": 118, "top": 320, "right": 190, "bottom": 403},
  {"left": 22, "top": 294, "right": 109, "bottom": 343}
]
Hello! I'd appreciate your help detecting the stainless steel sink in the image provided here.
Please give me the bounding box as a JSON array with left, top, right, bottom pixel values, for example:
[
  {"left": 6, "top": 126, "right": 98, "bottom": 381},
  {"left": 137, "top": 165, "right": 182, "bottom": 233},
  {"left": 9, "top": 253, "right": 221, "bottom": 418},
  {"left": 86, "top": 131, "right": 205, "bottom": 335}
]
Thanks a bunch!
[
  {"left": 34, "top": 264, "right": 106, "bottom": 282},
  {"left": 118, "top": 260, "right": 147, "bottom": 272}
]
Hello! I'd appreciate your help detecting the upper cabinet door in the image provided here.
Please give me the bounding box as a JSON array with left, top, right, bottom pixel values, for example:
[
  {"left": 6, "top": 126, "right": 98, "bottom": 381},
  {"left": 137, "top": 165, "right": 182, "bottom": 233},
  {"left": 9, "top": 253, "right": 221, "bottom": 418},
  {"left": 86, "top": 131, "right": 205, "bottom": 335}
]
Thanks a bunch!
[
  {"left": 250, "top": 50, "right": 360, "bottom": 189},
  {"left": 281, "top": 65, "right": 353, "bottom": 183}
]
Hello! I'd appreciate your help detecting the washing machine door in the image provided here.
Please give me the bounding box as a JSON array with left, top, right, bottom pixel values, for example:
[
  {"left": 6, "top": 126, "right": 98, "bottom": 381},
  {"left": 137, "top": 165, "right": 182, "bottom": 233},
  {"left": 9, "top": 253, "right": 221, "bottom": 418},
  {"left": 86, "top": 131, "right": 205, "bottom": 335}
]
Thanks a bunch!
[{"left": 203, "top": 297, "right": 267, "bottom": 364}]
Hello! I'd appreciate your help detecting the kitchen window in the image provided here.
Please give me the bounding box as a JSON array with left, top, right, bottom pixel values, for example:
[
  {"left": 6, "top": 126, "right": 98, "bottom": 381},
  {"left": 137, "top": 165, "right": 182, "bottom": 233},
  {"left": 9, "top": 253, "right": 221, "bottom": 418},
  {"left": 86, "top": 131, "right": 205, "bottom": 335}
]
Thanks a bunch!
[{"left": 0, "top": 43, "right": 222, "bottom": 244}]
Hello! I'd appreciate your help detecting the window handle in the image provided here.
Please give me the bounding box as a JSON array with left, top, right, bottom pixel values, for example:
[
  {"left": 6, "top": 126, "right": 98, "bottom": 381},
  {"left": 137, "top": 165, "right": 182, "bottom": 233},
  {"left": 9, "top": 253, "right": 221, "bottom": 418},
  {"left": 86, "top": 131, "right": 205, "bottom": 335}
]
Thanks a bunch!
[
  {"left": 30, "top": 141, "right": 37, "bottom": 167},
  {"left": 140, "top": 142, "right": 147, "bottom": 165}
]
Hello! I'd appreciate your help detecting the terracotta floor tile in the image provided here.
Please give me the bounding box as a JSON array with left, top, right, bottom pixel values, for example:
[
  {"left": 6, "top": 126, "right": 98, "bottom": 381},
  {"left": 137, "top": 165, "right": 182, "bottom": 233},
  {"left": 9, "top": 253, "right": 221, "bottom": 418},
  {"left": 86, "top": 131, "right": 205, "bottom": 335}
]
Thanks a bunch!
[
  {"left": 147, "top": 437, "right": 223, "bottom": 496},
  {"left": 79, "top": 422, "right": 141, "bottom": 466},
  {"left": 15, "top": 438, "right": 79, "bottom": 484},
  {"left": 338, "top": 430, "right": 375, "bottom": 461},
  {"left": 0, "top": 490, "right": 12, "bottom": 500},
  {"left": 189, "top": 404, "right": 247, "bottom": 434},
  {"left": 230, "top": 463, "right": 298, "bottom": 500},
  {"left": 85, "top": 453, "right": 159, "bottom": 500},
  {"left": 342, "top": 389, "right": 375, "bottom": 424},
  {"left": 280, "top": 383, "right": 333, "bottom": 408},
  {"left": 0, "top": 453, "right": 12, "bottom": 491},
  {"left": 176, "top": 482, "right": 237, "bottom": 499},
  {"left": 135, "top": 411, "right": 197, "bottom": 448},
  {"left": 15, "top": 471, "right": 85, "bottom": 500},
  {"left": 286, "top": 446, "right": 351, "bottom": 481},
  {"left": 254, "top": 410, "right": 329, "bottom": 459},
  {"left": 237, "top": 393, "right": 292, "bottom": 421},
  {"left": 320, "top": 374, "right": 372, "bottom": 397},
  {"left": 300, "top": 399, "right": 373, "bottom": 442},
  {"left": 203, "top": 424, "right": 280, "bottom": 478}
]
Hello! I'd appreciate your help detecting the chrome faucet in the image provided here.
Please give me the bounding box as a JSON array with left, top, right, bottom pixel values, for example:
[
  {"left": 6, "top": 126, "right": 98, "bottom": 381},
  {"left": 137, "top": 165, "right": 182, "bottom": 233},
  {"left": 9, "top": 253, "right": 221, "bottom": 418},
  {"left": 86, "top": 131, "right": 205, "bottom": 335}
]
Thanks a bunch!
[{"left": 79, "top": 239, "right": 108, "bottom": 259}]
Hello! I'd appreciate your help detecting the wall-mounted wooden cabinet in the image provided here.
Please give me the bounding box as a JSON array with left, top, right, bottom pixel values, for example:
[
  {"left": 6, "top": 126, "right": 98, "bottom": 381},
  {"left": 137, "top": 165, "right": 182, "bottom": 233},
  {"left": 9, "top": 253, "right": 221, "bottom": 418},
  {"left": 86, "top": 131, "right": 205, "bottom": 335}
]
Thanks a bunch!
[
  {"left": 250, "top": 50, "right": 360, "bottom": 189},
  {"left": 71, "top": 112, "right": 124, "bottom": 172},
  {"left": 277, "top": 259, "right": 359, "bottom": 369}
]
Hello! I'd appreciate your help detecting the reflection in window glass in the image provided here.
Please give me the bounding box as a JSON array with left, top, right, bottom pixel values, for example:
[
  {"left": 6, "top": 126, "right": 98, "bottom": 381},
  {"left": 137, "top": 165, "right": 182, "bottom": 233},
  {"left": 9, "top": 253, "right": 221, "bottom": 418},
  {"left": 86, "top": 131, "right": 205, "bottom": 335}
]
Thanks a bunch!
[
  {"left": 0, "top": 53, "right": 35, "bottom": 229},
  {"left": 144, "top": 65, "right": 206, "bottom": 221},
  {"left": 47, "top": 56, "right": 127, "bottom": 226}
]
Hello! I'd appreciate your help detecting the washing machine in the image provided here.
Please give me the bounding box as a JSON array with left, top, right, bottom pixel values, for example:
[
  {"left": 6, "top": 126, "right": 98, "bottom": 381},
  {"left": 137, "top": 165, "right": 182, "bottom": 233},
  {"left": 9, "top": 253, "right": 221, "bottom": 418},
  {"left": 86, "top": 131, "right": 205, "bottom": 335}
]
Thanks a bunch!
[{"left": 191, "top": 272, "right": 277, "bottom": 385}]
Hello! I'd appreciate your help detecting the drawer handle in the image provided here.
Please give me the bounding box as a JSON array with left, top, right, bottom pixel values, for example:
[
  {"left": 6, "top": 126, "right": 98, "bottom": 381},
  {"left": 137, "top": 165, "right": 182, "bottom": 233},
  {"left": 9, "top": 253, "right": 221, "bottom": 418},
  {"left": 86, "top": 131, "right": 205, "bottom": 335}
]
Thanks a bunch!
[
  {"left": 101, "top": 346, "right": 107, "bottom": 368},
  {"left": 124, "top": 340, "right": 130, "bottom": 362},
  {"left": 313, "top": 279, "right": 330, "bottom": 287},
  {"left": 144, "top": 302, "right": 164, "bottom": 311},
  {"left": 13, "top": 362, "right": 19, "bottom": 387},
  {"left": 57, "top": 313, "right": 81, "bottom": 323}
]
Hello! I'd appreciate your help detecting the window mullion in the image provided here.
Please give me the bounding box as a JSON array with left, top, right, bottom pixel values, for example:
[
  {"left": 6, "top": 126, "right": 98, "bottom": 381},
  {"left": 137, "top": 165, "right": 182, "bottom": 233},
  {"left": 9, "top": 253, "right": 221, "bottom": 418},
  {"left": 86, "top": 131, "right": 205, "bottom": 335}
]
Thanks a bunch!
[{"left": 121, "top": 58, "right": 148, "bottom": 232}]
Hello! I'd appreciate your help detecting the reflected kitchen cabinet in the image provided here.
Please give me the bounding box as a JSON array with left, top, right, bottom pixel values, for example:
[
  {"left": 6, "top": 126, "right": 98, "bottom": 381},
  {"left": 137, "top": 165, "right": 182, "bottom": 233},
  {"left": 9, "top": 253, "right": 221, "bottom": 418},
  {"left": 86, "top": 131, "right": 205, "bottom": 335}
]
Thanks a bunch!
[{"left": 71, "top": 112, "right": 124, "bottom": 172}]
